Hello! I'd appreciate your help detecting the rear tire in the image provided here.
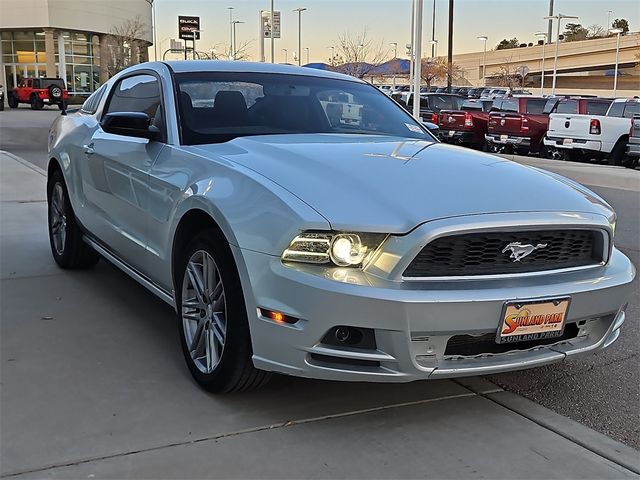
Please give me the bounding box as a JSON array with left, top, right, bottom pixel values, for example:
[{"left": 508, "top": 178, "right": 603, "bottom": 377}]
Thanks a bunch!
[
  {"left": 609, "top": 140, "right": 628, "bottom": 167},
  {"left": 47, "top": 169, "right": 100, "bottom": 269},
  {"left": 175, "top": 229, "right": 270, "bottom": 393},
  {"left": 8, "top": 93, "right": 18, "bottom": 109}
]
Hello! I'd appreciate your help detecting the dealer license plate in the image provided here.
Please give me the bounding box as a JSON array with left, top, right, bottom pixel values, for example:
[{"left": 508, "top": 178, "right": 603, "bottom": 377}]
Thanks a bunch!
[
  {"left": 448, "top": 130, "right": 456, "bottom": 136},
  {"left": 496, "top": 297, "right": 570, "bottom": 344},
  {"left": 563, "top": 138, "right": 573, "bottom": 145},
  {"left": 500, "top": 134, "right": 508, "bottom": 142}
]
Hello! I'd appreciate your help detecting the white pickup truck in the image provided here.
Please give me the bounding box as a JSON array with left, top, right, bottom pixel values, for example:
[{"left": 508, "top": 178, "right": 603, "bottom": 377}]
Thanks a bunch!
[{"left": 543, "top": 98, "right": 639, "bottom": 168}]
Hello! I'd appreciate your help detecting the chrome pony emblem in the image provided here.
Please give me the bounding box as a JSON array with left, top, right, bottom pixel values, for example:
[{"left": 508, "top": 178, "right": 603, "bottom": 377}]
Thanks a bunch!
[{"left": 502, "top": 242, "right": 548, "bottom": 262}]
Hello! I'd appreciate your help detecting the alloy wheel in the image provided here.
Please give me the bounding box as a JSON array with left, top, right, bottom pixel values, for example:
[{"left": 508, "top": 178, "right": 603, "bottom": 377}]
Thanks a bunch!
[
  {"left": 181, "top": 250, "right": 227, "bottom": 374},
  {"left": 49, "top": 182, "right": 67, "bottom": 255}
]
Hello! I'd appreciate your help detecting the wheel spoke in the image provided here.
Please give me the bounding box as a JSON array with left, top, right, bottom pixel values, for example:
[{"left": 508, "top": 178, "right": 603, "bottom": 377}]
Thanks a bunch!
[
  {"left": 212, "top": 313, "right": 225, "bottom": 344},
  {"left": 190, "top": 319, "right": 206, "bottom": 355},
  {"left": 187, "top": 262, "right": 206, "bottom": 305},
  {"left": 182, "top": 249, "right": 227, "bottom": 374}
]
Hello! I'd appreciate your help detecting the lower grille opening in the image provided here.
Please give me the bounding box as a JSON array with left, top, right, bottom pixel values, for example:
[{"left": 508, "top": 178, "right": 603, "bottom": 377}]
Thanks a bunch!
[
  {"left": 309, "top": 353, "right": 380, "bottom": 368},
  {"left": 444, "top": 323, "right": 580, "bottom": 357}
]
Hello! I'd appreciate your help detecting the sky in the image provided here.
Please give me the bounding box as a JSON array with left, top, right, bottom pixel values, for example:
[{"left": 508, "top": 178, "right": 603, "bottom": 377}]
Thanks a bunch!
[{"left": 152, "top": 0, "right": 640, "bottom": 63}]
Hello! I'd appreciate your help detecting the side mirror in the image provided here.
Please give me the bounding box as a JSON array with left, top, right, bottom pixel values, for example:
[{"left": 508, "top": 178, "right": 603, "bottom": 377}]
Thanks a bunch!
[{"left": 101, "top": 112, "right": 159, "bottom": 139}]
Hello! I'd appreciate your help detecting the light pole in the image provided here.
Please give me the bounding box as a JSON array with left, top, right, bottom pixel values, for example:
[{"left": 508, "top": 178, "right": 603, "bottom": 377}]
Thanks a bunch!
[
  {"left": 607, "top": 10, "right": 613, "bottom": 28},
  {"left": 610, "top": 28, "right": 623, "bottom": 97},
  {"left": 227, "top": 7, "right": 234, "bottom": 57},
  {"left": 535, "top": 32, "right": 547, "bottom": 95},
  {"left": 544, "top": 13, "right": 579, "bottom": 95},
  {"left": 232, "top": 21, "right": 244, "bottom": 60},
  {"left": 389, "top": 42, "right": 398, "bottom": 88},
  {"left": 412, "top": 0, "right": 423, "bottom": 120},
  {"left": 477, "top": 36, "right": 488, "bottom": 87},
  {"left": 430, "top": 39, "right": 438, "bottom": 59},
  {"left": 282, "top": 48, "right": 288, "bottom": 63},
  {"left": 270, "top": 0, "right": 275, "bottom": 63},
  {"left": 304, "top": 47, "right": 309, "bottom": 65},
  {"left": 293, "top": 7, "right": 307, "bottom": 66}
]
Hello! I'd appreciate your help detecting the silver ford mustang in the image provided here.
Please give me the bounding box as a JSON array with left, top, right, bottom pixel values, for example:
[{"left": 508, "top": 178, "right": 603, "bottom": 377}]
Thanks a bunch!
[{"left": 47, "top": 61, "right": 635, "bottom": 392}]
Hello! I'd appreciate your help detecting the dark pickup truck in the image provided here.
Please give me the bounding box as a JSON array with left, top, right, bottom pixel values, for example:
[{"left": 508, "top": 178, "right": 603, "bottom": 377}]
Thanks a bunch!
[
  {"left": 392, "top": 92, "right": 465, "bottom": 124},
  {"left": 436, "top": 99, "right": 493, "bottom": 149},
  {"left": 486, "top": 96, "right": 612, "bottom": 156}
]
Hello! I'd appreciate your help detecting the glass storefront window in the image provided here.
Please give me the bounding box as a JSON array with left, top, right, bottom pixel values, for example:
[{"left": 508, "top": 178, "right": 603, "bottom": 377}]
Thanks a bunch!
[{"left": 2, "top": 30, "right": 103, "bottom": 94}]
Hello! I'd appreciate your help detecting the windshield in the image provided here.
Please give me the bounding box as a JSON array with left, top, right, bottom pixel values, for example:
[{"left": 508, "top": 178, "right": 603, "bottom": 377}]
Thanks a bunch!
[{"left": 176, "top": 72, "right": 433, "bottom": 145}]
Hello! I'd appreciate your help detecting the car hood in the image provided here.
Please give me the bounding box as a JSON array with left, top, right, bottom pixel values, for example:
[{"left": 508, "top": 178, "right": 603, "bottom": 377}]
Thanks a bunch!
[{"left": 192, "top": 134, "right": 610, "bottom": 233}]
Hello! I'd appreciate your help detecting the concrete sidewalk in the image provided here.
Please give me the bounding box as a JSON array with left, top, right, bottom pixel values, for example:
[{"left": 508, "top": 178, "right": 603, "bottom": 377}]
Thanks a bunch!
[{"left": 1, "top": 151, "right": 638, "bottom": 479}]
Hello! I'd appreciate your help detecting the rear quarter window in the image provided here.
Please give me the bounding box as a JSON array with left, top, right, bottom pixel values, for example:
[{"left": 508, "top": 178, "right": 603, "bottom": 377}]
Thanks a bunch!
[
  {"left": 554, "top": 100, "right": 578, "bottom": 114},
  {"left": 623, "top": 102, "right": 640, "bottom": 118},
  {"left": 607, "top": 102, "right": 624, "bottom": 117},
  {"left": 525, "top": 99, "right": 547, "bottom": 114},
  {"left": 586, "top": 101, "right": 611, "bottom": 115}
]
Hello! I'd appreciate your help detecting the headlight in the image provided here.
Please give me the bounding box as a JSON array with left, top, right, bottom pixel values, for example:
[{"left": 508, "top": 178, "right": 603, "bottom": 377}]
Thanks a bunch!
[{"left": 282, "top": 231, "right": 387, "bottom": 268}]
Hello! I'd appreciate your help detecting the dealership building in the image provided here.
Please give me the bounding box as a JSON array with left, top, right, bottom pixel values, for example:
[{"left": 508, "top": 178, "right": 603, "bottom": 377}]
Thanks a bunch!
[{"left": 0, "top": 0, "right": 153, "bottom": 97}]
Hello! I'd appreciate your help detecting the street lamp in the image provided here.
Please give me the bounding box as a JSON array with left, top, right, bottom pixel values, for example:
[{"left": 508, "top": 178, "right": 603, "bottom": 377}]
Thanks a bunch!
[
  {"left": 429, "top": 39, "right": 438, "bottom": 59},
  {"left": 282, "top": 48, "right": 288, "bottom": 63},
  {"left": 293, "top": 7, "right": 307, "bottom": 66},
  {"left": 389, "top": 42, "right": 398, "bottom": 88},
  {"left": 477, "top": 36, "right": 488, "bottom": 87},
  {"left": 328, "top": 45, "right": 335, "bottom": 64},
  {"left": 535, "top": 32, "right": 547, "bottom": 95},
  {"left": 610, "top": 27, "right": 623, "bottom": 97},
  {"left": 304, "top": 47, "right": 310, "bottom": 65},
  {"left": 232, "top": 21, "right": 244, "bottom": 60},
  {"left": 544, "top": 13, "right": 579, "bottom": 95},
  {"left": 227, "top": 7, "right": 234, "bottom": 57}
]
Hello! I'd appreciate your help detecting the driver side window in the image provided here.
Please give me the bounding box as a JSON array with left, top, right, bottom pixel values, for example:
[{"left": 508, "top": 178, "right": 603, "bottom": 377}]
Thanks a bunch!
[{"left": 105, "top": 74, "right": 166, "bottom": 141}]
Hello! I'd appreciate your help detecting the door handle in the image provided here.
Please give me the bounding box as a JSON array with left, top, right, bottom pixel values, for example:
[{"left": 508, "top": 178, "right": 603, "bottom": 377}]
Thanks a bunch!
[{"left": 83, "top": 143, "right": 95, "bottom": 155}]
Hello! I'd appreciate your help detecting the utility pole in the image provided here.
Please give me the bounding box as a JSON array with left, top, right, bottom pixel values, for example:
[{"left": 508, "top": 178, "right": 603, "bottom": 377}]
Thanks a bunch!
[
  {"left": 535, "top": 32, "right": 547, "bottom": 94},
  {"left": 294, "top": 7, "right": 307, "bottom": 66},
  {"left": 547, "top": 0, "right": 554, "bottom": 42},
  {"left": 610, "top": 28, "right": 623, "bottom": 97},
  {"left": 270, "top": 0, "right": 275, "bottom": 63},
  {"left": 412, "top": 0, "right": 423, "bottom": 120},
  {"left": 408, "top": 0, "right": 415, "bottom": 97},
  {"left": 431, "top": 0, "right": 436, "bottom": 57},
  {"left": 545, "top": 13, "right": 579, "bottom": 95},
  {"left": 228, "top": 7, "right": 234, "bottom": 57},
  {"left": 259, "top": 11, "right": 265, "bottom": 62},
  {"left": 447, "top": 0, "right": 453, "bottom": 92}
]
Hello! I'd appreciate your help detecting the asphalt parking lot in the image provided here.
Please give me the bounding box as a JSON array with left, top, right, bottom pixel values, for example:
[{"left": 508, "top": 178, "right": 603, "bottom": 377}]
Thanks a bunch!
[{"left": 1, "top": 106, "right": 639, "bottom": 477}]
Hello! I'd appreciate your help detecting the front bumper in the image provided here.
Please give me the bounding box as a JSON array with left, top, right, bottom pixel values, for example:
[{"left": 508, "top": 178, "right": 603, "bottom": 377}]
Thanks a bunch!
[
  {"left": 485, "top": 133, "right": 531, "bottom": 147},
  {"left": 544, "top": 136, "right": 603, "bottom": 152},
  {"left": 234, "top": 213, "right": 635, "bottom": 383}
]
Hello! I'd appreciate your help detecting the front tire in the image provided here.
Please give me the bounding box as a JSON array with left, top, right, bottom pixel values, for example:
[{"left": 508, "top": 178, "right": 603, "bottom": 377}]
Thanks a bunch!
[
  {"left": 47, "top": 169, "right": 99, "bottom": 269},
  {"left": 30, "top": 95, "right": 43, "bottom": 110},
  {"left": 8, "top": 93, "right": 18, "bottom": 109},
  {"left": 176, "top": 229, "right": 270, "bottom": 393}
]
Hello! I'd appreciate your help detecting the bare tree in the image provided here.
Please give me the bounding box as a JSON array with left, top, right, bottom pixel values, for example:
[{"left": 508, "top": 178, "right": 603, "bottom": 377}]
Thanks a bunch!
[
  {"left": 493, "top": 57, "right": 518, "bottom": 88},
  {"left": 335, "top": 29, "right": 387, "bottom": 78},
  {"left": 420, "top": 58, "right": 446, "bottom": 88},
  {"left": 587, "top": 24, "right": 607, "bottom": 39},
  {"left": 210, "top": 40, "right": 253, "bottom": 61},
  {"left": 105, "top": 15, "right": 148, "bottom": 76}
]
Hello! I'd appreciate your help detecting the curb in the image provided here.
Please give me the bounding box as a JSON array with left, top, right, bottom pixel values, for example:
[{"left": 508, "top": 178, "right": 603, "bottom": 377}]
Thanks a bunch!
[
  {"left": 0, "top": 150, "right": 47, "bottom": 177},
  {"left": 456, "top": 377, "right": 640, "bottom": 475}
]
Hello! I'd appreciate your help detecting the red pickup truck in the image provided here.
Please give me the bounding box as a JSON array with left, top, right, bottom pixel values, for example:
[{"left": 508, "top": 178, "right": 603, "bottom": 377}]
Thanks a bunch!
[
  {"left": 485, "top": 96, "right": 612, "bottom": 156},
  {"left": 436, "top": 99, "right": 493, "bottom": 149},
  {"left": 7, "top": 77, "right": 69, "bottom": 110}
]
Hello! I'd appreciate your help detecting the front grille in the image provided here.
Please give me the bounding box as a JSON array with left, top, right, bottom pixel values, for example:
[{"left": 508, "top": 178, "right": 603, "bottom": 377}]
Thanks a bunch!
[
  {"left": 404, "top": 229, "right": 603, "bottom": 278},
  {"left": 444, "top": 323, "right": 580, "bottom": 356}
]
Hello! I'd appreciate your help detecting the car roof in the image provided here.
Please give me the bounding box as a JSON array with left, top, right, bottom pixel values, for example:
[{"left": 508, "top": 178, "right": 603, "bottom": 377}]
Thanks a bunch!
[{"left": 159, "top": 60, "right": 363, "bottom": 83}]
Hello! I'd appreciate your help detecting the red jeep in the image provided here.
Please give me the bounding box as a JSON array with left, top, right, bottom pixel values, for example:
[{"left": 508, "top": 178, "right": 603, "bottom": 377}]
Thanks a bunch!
[{"left": 7, "top": 77, "right": 69, "bottom": 110}]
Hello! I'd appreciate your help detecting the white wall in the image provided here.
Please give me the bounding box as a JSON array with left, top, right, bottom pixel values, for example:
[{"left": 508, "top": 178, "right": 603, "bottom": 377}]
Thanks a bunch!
[{"left": 0, "top": 0, "right": 153, "bottom": 42}]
